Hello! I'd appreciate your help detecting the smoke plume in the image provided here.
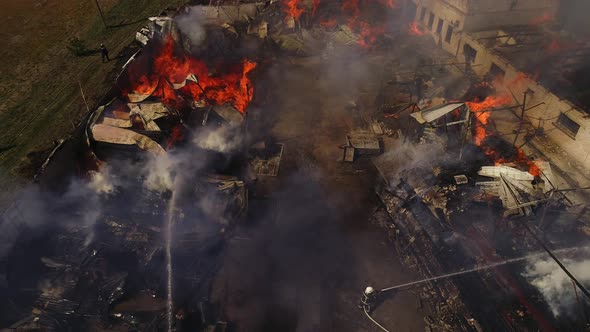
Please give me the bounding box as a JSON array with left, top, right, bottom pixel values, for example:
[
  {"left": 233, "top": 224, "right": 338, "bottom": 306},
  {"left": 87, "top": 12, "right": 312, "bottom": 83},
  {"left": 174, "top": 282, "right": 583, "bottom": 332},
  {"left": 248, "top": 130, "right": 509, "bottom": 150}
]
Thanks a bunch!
[
  {"left": 174, "top": 7, "right": 207, "bottom": 47},
  {"left": 524, "top": 252, "right": 590, "bottom": 316},
  {"left": 0, "top": 175, "right": 113, "bottom": 258},
  {"left": 374, "top": 137, "right": 446, "bottom": 185},
  {"left": 193, "top": 125, "right": 243, "bottom": 154}
]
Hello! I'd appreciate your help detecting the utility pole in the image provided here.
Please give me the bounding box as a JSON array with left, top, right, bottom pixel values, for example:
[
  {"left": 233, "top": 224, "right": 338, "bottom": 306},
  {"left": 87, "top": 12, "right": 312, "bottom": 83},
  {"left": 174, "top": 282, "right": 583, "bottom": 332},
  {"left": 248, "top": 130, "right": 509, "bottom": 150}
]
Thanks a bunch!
[
  {"left": 512, "top": 90, "right": 529, "bottom": 146},
  {"left": 94, "top": 0, "right": 107, "bottom": 28}
]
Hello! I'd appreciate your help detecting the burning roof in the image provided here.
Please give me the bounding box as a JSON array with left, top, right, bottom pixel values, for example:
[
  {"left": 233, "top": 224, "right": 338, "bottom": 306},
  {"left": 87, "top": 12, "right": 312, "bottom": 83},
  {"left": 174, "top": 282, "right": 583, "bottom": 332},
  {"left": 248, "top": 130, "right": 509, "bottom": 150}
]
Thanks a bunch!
[
  {"left": 87, "top": 21, "right": 259, "bottom": 160},
  {"left": 123, "top": 38, "right": 256, "bottom": 113},
  {"left": 463, "top": 25, "right": 590, "bottom": 113},
  {"left": 88, "top": 100, "right": 171, "bottom": 157}
]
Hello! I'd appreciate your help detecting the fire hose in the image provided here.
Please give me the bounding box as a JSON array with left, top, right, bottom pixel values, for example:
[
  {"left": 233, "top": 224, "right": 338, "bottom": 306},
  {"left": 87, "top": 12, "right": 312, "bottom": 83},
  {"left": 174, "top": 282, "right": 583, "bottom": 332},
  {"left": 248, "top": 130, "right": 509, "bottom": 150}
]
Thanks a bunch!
[
  {"left": 360, "top": 246, "right": 588, "bottom": 331},
  {"left": 363, "top": 306, "right": 390, "bottom": 332}
]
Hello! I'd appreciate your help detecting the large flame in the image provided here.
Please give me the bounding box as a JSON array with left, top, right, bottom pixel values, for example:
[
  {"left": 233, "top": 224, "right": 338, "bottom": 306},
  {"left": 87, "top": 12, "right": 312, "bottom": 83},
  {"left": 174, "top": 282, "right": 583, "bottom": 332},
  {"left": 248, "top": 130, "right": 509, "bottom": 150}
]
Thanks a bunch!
[
  {"left": 297, "top": 0, "right": 396, "bottom": 48},
  {"left": 126, "top": 39, "right": 256, "bottom": 113},
  {"left": 467, "top": 95, "right": 512, "bottom": 146},
  {"left": 341, "top": 0, "right": 395, "bottom": 48},
  {"left": 466, "top": 95, "right": 539, "bottom": 176}
]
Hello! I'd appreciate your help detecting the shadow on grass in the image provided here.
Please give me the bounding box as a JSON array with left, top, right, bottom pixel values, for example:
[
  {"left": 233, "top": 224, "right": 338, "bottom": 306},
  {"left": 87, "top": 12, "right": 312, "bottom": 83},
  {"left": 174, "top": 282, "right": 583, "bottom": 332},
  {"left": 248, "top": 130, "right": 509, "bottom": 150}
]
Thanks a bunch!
[
  {"left": 0, "top": 145, "right": 17, "bottom": 155},
  {"left": 76, "top": 48, "right": 102, "bottom": 57},
  {"left": 107, "top": 18, "right": 148, "bottom": 29}
]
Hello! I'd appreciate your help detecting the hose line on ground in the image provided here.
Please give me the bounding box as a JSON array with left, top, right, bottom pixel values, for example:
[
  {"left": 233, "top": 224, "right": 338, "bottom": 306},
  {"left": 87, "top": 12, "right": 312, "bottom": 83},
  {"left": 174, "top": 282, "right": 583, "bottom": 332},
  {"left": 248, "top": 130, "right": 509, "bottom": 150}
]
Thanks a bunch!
[{"left": 363, "top": 307, "right": 391, "bottom": 332}]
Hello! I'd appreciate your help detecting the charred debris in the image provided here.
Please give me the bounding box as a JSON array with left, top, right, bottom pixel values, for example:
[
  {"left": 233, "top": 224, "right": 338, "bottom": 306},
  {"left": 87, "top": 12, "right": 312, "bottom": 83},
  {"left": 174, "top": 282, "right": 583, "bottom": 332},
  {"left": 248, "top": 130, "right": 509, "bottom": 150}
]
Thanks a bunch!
[
  {"left": 2, "top": 1, "right": 590, "bottom": 332},
  {"left": 1, "top": 3, "right": 271, "bottom": 331}
]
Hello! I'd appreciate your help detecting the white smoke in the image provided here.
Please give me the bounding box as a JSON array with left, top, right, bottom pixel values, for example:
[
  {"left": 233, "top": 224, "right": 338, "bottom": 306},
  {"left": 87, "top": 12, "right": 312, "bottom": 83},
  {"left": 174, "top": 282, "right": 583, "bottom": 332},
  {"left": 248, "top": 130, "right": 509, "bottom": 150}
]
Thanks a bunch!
[
  {"left": 374, "top": 137, "right": 446, "bottom": 185},
  {"left": 0, "top": 176, "right": 107, "bottom": 258},
  {"left": 88, "top": 166, "right": 118, "bottom": 194},
  {"left": 193, "top": 125, "right": 242, "bottom": 153},
  {"left": 143, "top": 153, "right": 177, "bottom": 193},
  {"left": 524, "top": 253, "right": 590, "bottom": 316},
  {"left": 175, "top": 7, "right": 207, "bottom": 47}
]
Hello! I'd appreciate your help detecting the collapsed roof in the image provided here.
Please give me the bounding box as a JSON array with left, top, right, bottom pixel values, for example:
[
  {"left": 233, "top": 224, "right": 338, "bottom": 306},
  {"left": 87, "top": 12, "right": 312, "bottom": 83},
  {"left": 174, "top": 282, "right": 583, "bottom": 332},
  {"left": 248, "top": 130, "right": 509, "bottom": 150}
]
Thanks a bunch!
[
  {"left": 90, "top": 124, "right": 166, "bottom": 155},
  {"left": 477, "top": 164, "right": 555, "bottom": 217},
  {"left": 410, "top": 102, "right": 469, "bottom": 126},
  {"left": 88, "top": 99, "right": 176, "bottom": 156}
]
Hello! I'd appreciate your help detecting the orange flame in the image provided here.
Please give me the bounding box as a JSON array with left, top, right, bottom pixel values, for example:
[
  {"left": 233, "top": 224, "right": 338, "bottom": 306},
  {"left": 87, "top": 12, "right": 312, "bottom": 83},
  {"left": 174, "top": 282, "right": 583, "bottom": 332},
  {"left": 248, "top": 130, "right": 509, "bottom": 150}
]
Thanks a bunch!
[
  {"left": 466, "top": 94, "right": 539, "bottom": 175},
  {"left": 126, "top": 39, "right": 256, "bottom": 113},
  {"left": 408, "top": 21, "right": 428, "bottom": 36},
  {"left": 312, "top": 0, "right": 395, "bottom": 48},
  {"left": 357, "top": 21, "right": 386, "bottom": 48},
  {"left": 283, "top": 0, "right": 305, "bottom": 21},
  {"left": 467, "top": 95, "right": 512, "bottom": 146}
]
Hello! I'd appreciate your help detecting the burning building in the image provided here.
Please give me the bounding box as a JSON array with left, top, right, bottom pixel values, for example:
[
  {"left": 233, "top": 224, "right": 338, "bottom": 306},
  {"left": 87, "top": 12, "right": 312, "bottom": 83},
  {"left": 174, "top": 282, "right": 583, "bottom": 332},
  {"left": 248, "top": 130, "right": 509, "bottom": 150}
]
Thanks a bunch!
[
  {"left": 2, "top": 1, "right": 590, "bottom": 332},
  {"left": 409, "top": 0, "right": 590, "bottom": 202}
]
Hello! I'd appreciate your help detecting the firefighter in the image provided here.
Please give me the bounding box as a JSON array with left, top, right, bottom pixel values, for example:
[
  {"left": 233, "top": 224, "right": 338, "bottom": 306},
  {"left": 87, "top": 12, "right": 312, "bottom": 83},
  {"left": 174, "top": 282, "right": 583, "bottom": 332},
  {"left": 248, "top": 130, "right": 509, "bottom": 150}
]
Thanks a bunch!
[
  {"left": 359, "top": 286, "right": 380, "bottom": 313},
  {"left": 100, "top": 43, "right": 110, "bottom": 63}
]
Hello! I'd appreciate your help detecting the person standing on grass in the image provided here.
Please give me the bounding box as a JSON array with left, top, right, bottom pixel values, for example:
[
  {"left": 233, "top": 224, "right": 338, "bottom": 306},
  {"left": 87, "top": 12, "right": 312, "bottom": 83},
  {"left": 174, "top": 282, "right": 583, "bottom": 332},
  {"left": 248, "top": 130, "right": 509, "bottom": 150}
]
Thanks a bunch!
[{"left": 100, "top": 43, "right": 110, "bottom": 63}]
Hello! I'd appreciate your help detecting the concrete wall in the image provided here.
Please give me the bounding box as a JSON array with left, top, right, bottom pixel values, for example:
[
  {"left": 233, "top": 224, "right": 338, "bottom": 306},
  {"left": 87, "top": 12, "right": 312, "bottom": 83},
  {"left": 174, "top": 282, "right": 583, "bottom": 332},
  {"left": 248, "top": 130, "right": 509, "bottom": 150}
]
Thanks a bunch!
[
  {"left": 412, "top": 0, "right": 558, "bottom": 47},
  {"left": 410, "top": 0, "right": 557, "bottom": 59},
  {"left": 413, "top": 0, "right": 466, "bottom": 55},
  {"left": 458, "top": 33, "right": 590, "bottom": 171}
]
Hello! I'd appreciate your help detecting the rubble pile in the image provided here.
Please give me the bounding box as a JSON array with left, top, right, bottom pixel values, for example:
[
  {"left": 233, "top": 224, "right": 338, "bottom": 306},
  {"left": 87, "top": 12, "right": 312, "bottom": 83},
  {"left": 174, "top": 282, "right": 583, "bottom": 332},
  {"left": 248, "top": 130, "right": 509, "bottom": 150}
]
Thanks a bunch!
[{"left": 370, "top": 74, "right": 590, "bottom": 330}]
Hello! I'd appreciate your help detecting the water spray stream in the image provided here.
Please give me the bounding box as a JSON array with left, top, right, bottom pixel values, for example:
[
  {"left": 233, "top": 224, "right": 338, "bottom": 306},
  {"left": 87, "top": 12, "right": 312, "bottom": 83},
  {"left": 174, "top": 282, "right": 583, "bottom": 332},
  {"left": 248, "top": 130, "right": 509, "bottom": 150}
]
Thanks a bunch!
[
  {"left": 380, "top": 246, "right": 585, "bottom": 292},
  {"left": 165, "top": 191, "right": 177, "bottom": 332},
  {"left": 362, "top": 246, "right": 588, "bottom": 332}
]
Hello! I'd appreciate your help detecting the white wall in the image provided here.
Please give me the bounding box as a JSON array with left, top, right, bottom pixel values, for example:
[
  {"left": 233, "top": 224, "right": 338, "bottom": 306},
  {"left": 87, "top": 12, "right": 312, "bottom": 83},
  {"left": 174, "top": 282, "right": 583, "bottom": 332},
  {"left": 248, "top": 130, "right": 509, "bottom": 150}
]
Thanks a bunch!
[{"left": 413, "top": 0, "right": 467, "bottom": 54}]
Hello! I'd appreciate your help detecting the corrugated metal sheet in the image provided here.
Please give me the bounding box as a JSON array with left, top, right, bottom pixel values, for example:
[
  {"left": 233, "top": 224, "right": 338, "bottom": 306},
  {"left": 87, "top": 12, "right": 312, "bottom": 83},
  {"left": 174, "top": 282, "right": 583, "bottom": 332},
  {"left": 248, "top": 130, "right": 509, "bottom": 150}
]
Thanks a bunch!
[
  {"left": 91, "top": 124, "right": 165, "bottom": 155},
  {"left": 410, "top": 102, "right": 465, "bottom": 124}
]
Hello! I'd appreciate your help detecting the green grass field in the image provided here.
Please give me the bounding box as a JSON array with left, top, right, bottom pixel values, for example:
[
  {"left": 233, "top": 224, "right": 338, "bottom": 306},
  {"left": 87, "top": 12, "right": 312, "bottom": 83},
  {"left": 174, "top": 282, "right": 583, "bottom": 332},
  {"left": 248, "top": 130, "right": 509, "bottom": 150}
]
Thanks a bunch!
[{"left": 0, "top": 0, "right": 186, "bottom": 209}]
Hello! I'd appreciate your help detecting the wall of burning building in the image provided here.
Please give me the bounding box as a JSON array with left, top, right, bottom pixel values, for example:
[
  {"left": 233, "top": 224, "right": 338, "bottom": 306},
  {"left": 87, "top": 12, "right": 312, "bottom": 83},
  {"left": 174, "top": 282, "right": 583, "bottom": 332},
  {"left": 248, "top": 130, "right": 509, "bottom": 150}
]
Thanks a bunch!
[
  {"left": 411, "top": 0, "right": 465, "bottom": 54},
  {"left": 456, "top": 32, "right": 590, "bottom": 173},
  {"left": 410, "top": 0, "right": 590, "bottom": 174},
  {"left": 411, "top": 0, "right": 558, "bottom": 54}
]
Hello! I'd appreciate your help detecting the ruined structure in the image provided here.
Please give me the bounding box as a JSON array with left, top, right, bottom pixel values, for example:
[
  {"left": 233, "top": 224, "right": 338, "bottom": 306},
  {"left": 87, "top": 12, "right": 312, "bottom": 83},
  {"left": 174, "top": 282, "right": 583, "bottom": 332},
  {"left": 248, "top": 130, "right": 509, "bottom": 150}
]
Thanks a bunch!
[
  {"left": 411, "top": 0, "right": 590, "bottom": 210},
  {"left": 2, "top": 1, "right": 590, "bottom": 332}
]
